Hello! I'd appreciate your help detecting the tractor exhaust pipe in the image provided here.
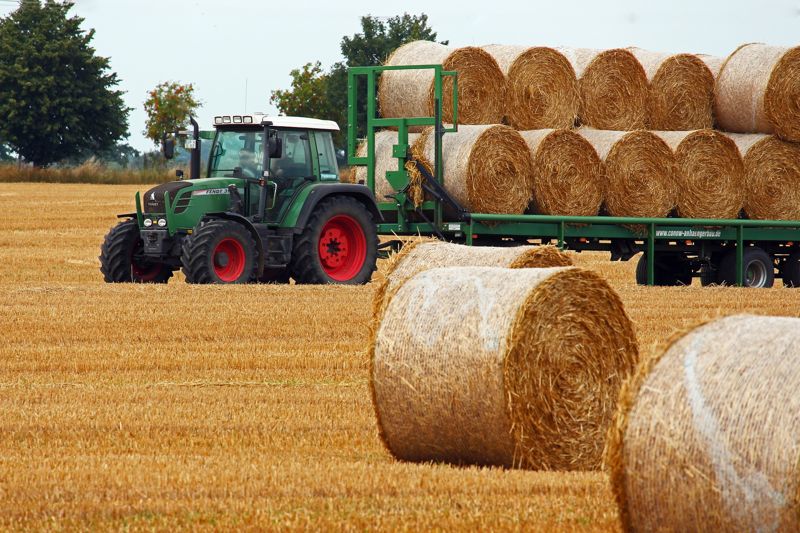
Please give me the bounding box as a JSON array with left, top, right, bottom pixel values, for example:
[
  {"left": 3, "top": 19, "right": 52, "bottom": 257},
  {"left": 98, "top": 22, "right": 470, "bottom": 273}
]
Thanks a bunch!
[{"left": 189, "top": 116, "right": 201, "bottom": 180}]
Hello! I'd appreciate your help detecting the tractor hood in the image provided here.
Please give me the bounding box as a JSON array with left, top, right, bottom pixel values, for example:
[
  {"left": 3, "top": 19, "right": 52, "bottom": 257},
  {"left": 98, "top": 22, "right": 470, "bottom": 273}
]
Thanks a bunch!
[
  {"left": 142, "top": 178, "right": 243, "bottom": 214},
  {"left": 142, "top": 181, "right": 194, "bottom": 213}
]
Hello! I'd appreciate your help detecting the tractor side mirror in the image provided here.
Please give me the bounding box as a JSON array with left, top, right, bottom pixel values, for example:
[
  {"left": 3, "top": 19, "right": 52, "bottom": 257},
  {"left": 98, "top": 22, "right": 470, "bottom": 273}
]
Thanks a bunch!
[
  {"left": 268, "top": 136, "right": 282, "bottom": 159},
  {"left": 162, "top": 135, "right": 175, "bottom": 160}
]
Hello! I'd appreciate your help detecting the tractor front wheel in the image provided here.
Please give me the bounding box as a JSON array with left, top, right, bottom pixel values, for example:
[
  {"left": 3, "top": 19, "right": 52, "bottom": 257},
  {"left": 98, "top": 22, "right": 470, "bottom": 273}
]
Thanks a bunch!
[
  {"left": 290, "top": 196, "right": 378, "bottom": 284},
  {"left": 182, "top": 219, "right": 257, "bottom": 284},
  {"left": 99, "top": 219, "right": 173, "bottom": 283}
]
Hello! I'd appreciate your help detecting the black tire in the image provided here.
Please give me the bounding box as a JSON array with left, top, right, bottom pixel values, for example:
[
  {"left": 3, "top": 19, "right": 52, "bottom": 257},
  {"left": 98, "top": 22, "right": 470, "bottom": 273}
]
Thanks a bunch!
[
  {"left": 181, "top": 219, "right": 257, "bottom": 284},
  {"left": 99, "top": 219, "right": 173, "bottom": 283},
  {"left": 635, "top": 253, "right": 692, "bottom": 286},
  {"left": 290, "top": 196, "right": 378, "bottom": 284},
  {"left": 719, "top": 247, "right": 775, "bottom": 288},
  {"left": 783, "top": 252, "right": 800, "bottom": 288}
]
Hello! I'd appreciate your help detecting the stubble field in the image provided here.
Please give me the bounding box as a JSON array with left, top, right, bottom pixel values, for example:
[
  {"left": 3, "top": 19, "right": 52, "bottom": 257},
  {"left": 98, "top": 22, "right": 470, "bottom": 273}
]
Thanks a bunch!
[{"left": 2, "top": 183, "right": 799, "bottom": 530}]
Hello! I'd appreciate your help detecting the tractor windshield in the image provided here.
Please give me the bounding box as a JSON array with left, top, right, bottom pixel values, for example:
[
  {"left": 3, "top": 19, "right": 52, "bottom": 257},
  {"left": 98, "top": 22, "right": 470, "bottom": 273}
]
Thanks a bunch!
[
  {"left": 208, "top": 130, "right": 265, "bottom": 178},
  {"left": 208, "top": 129, "right": 316, "bottom": 181}
]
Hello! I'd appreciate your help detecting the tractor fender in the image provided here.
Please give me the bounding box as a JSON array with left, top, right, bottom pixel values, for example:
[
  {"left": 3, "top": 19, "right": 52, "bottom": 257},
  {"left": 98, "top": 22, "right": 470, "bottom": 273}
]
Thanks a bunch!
[
  {"left": 199, "top": 212, "right": 266, "bottom": 276},
  {"left": 289, "top": 184, "right": 382, "bottom": 233}
]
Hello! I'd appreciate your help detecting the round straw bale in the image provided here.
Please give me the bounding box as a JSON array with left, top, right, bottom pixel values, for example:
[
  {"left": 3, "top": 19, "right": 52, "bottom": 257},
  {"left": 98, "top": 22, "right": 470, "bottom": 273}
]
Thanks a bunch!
[
  {"left": 605, "top": 314, "right": 800, "bottom": 532},
  {"left": 371, "top": 266, "right": 638, "bottom": 470},
  {"left": 654, "top": 130, "right": 744, "bottom": 219},
  {"left": 559, "top": 48, "right": 649, "bottom": 130},
  {"left": 716, "top": 43, "right": 800, "bottom": 141},
  {"left": 628, "top": 48, "right": 715, "bottom": 130},
  {"left": 379, "top": 41, "right": 505, "bottom": 127},
  {"left": 373, "top": 241, "right": 573, "bottom": 319},
  {"left": 412, "top": 124, "right": 534, "bottom": 214},
  {"left": 520, "top": 129, "right": 603, "bottom": 216},
  {"left": 725, "top": 133, "right": 800, "bottom": 220},
  {"left": 577, "top": 129, "right": 678, "bottom": 218},
  {"left": 482, "top": 45, "right": 580, "bottom": 130},
  {"left": 352, "top": 131, "right": 421, "bottom": 204}
]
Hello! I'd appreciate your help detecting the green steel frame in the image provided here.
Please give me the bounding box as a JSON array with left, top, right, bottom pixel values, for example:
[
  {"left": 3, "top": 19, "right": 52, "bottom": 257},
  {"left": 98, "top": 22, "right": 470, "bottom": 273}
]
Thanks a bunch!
[{"left": 347, "top": 64, "right": 800, "bottom": 286}]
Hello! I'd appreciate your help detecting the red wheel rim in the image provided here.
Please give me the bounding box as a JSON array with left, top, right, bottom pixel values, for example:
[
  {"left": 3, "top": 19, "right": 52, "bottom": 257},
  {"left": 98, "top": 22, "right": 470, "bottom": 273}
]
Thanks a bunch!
[
  {"left": 318, "top": 214, "right": 367, "bottom": 281},
  {"left": 213, "top": 238, "right": 246, "bottom": 282}
]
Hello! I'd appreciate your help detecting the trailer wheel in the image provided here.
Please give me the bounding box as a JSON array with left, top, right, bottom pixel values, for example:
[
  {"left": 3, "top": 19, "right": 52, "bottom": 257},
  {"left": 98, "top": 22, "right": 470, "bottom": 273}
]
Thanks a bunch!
[
  {"left": 782, "top": 252, "right": 800, "bottom": 287},
  {"left": 718, "top": 247, "right": 775, "bottom": 288},
  {"left": 181, "top": 219, "right": 257, "bottom": 284},
  {"left": 99, "top": 219, "right": 173, "bottom": 283},
  {"left": 635, "top": 254, "right": 692, "bottom": 286},
  {"left": 290, "top": 196, "right": 378, "bottom": 284}
]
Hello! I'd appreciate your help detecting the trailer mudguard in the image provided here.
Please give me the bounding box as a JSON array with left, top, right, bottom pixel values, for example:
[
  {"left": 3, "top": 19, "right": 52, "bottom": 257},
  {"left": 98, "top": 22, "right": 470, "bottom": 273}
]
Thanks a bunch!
[{"left": 285, "top": 183, "right": 382, "bottom": 233}]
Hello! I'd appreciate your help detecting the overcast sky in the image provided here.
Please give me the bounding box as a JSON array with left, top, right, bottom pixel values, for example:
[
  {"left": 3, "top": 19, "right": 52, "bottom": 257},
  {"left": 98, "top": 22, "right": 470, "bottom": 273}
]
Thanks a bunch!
[{"left": 2, "top": 0, "right": 799, "bottom": 151}]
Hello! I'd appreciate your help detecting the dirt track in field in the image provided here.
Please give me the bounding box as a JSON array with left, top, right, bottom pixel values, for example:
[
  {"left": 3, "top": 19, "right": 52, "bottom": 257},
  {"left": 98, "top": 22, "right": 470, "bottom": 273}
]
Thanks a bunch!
[{"left": 1, "top": 183, "right": 799, "bottom": 530}]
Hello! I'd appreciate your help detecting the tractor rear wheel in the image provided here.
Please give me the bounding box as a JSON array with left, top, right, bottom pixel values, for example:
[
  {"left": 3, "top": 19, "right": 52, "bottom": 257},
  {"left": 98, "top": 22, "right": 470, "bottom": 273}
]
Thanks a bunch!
[
  {"left": 182, "top": 219, "right": 257, "bottom": 284},
  {"left": 290, "top": 196, "right": 378, "bottom": 284},
  {"left": 99, "top": 219, "right": 173, "bottom": 283}
]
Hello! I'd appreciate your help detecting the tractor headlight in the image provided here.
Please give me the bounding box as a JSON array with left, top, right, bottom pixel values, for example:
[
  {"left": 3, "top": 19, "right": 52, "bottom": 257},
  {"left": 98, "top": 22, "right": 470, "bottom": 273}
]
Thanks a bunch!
[
  {"left": 143, "top": 218, "right": 153, "bottom": 228},
  {"left": 157, "top": 218, "right": 167, "bottom": 228}
]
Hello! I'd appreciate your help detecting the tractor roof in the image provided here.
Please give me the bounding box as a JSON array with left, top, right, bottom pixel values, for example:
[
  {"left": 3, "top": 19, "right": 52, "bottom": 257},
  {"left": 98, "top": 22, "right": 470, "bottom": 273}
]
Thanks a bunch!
[{"left": 212, "top": 114, "right": 339, "bottom": 131}]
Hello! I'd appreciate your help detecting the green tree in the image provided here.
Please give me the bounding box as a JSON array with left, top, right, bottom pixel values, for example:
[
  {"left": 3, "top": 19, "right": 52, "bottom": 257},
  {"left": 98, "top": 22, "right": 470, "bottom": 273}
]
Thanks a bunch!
[
  {"left": 271, "top": 13, "right": 444, "bottom": 146},
  {"left": 0, "top": 1, "right": 129, "bottom": 167},
  {"left": 269, "top": 62, "right": 338, "bottom": 128},
  {"left": 143, "top": 81, "right": 201, "bottom": 146}
]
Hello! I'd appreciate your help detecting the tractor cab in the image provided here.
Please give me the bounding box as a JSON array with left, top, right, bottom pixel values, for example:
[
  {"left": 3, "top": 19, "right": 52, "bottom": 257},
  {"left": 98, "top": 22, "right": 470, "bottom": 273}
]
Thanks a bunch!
[{"left": 206, "top": 115, "right": 341, "bottom": 223}]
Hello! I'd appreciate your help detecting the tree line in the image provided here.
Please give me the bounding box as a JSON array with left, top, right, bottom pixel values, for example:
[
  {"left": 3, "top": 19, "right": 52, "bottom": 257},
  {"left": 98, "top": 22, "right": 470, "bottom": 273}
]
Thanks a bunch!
[{"left": 0, "top": 1, "right": 443, "bottom": 168}]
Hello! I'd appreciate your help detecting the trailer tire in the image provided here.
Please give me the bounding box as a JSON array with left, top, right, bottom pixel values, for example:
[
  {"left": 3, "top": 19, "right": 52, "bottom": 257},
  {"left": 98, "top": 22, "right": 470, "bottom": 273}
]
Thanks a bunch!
[
  {"left": 181, "top": 219, "right": 257, "bottom": 284},
  {"left": 719, "top": 247, "right": 774, "bottom": 288},
  {"left": 782, "top": 252, "right": 800, "bottom": 288},
  {"left": 290, "top": 196, "right": 378, "bottom": 284},
  {"left": 99, "top": 219, "right": 173, "bottom": 283},
  {"left": 635, "top": 254, "right": 692, "bottom": 286}
]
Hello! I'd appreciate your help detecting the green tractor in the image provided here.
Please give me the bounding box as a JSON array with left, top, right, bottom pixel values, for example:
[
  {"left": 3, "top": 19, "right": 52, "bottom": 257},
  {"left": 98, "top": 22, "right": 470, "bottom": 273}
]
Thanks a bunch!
[{"left": 100, "top": 115, "right": 379, "bottom": 284}]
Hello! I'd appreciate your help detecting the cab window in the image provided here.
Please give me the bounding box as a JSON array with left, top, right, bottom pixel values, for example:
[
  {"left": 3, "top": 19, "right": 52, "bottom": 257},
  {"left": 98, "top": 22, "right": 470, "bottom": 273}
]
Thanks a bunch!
[
  {"left": 314, "top": 131, "right": 339, "bottom": 179},
  {"left": 208, "top": 130, "right": 264, "bottom": 178},
  {"left": 270, "top": 131, "right": 312, "bottom": 179}
]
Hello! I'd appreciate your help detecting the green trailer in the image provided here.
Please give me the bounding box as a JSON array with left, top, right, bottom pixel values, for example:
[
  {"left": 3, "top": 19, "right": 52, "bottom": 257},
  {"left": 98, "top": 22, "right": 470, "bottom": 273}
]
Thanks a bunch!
[{"left": 347, "top": 64, "right": 800, "bottom": 288}]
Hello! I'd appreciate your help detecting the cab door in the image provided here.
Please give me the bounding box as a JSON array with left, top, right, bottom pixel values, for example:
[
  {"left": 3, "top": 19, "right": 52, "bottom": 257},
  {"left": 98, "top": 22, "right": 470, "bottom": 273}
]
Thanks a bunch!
[{"left": 264, "top": 129, "right": 314, "bottom": 223}]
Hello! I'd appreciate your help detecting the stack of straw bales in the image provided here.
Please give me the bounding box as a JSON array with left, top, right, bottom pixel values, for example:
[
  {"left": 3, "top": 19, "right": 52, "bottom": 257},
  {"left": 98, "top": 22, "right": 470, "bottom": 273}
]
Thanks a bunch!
[
  {"left": 369, "top": 39, "right": 800, "bottom": 222},
  {"left": 371, "top": 264, "right": 638, "bottom": 470},
  {"left": 606, "top": 314, "right": 800, "bottom": 531}
]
